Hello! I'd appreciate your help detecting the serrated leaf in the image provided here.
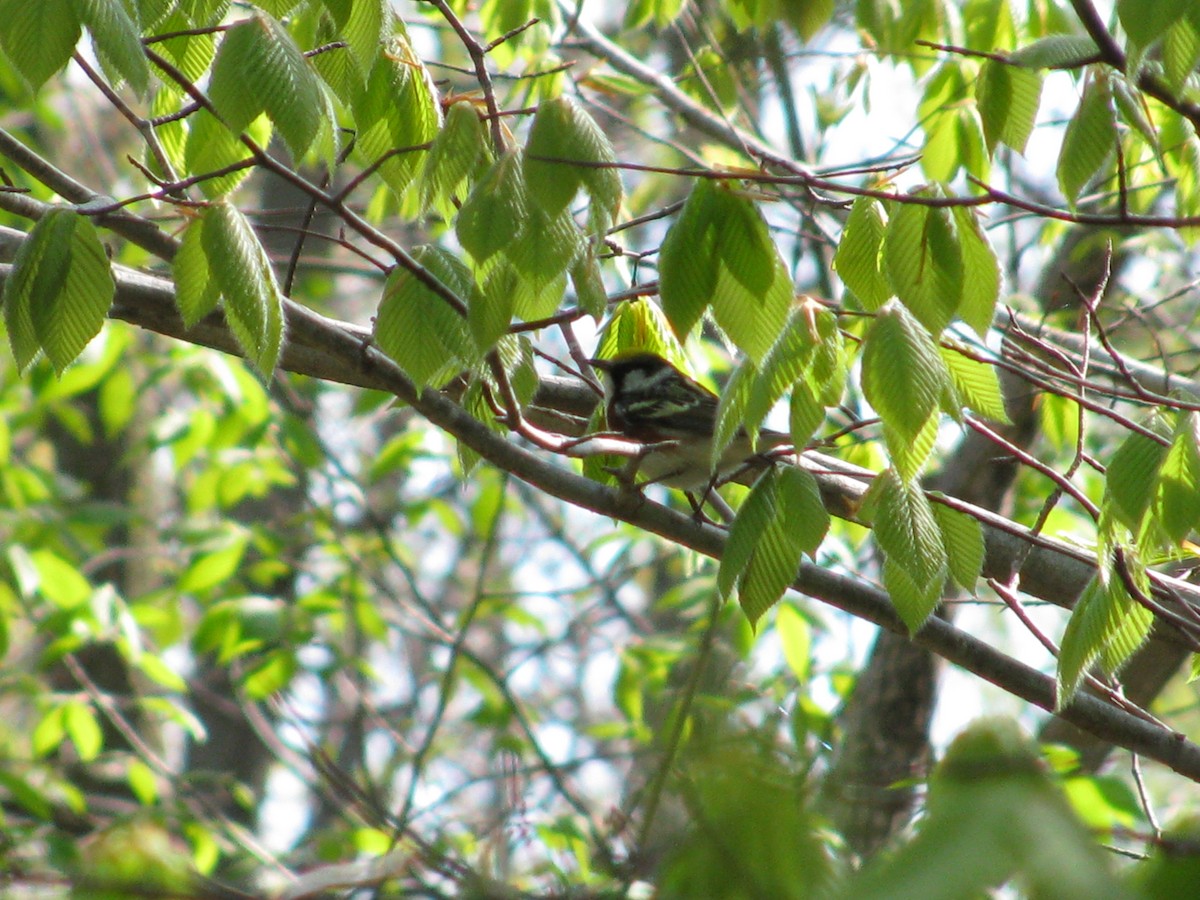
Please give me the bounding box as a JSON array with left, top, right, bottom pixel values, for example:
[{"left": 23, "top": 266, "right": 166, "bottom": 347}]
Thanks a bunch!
[
  {"left": 1058, "top": 72, "right": 1117, "bottom": 206},
  {"left": 976, "top": 59, "right": 1043, "bottom": 154},
  {"left": 711, "top": 255, "right": 793, "bottom": 365},
  {"left": 4, "top": 219, "right": 67, "bottom": 371},
  {"left": 524, "top": 95, "right": 622, "bottom": 226},
  {"left": 473, "top": 263, "right": 517, "bottom": 350},
  {"left": 200, "top": 203, "right": 285, "bottom": 376},
  {"left": 885, "top": 410, "right": 938, "bottom": 482},
  {"left": 4, "top": 209, "right": 115, "bottom": 374},
  {"left": 712, "top": 362, "right": 757, "bottom": 470},
  {"left": 931, "top": 499, "right": 985, "bottom": 591},
  {"left": 71, "top": 0, "right": 151, "bottom": 96},
  {"left": 509, "top": 204, "right": 584, "bottom": 290},
  {"left": 173, "top": 218, "right": 221, "bottom": 326},
  {"left": 421, "top": 101, "right": 487, "bottom": 211},
  {"left": 862, "top": 303, "right": 949, "bottom": 446},
  {"left": 950, "top": 206, "right": 1000, "bottom": 336},
  {"left": 456, "top": 152, "right": 527, "bottom": 263},
  {"left": 207, "top": 12, "right": 324, "bottom": 158},
  {"left": 352, "top": 34, "right": 440, "bottom": 197},
  {"left": 1009, "top": 34, "right": 1100, "bottom": 69},
  {"left": 570, "top": 250, "right": 607, "bottom": 319},
  {"left": 710, "top": 185, "right": 776, "bottom": 297},
  {"left": 184, "top": 108, "right": 264, "bottom": 198},
  {"left": 341, "top": 0, "right": 387, "bottom": 77},
  {"left": 374, "top": 248, "right": 473, "bottom": 386},
  {"left": 1163, "top": 17, "right": 1200, "bottom": 92},
  {"left": 778, "top": 465, "right": 830, "bottom": 559},
  {"left": 0, "top": 0, "right": 80, "bottom": 89},
  {"left": 595, "top": 298, "right": 686, "bottom": 365},
  {"left": 1156, "top": 413, "right": 1200, "bottom": 542},
  {"left": 869, "top": 467, "right": 948, "bottom": 631},
  {"left": 790, "top": 383, "right": 824, "bottom": 448},
  {"left": 659, "top": 180, "right": 720, "bottom": 340},
  {"left": 719, "top": 470, "right": 778, "bottom": 599},
  {"left": 1117, "top": 0, "right": 1188, "bottom": 50},
  {"left": 728, "top": 468, "right": 824, "bottom": 629},
  {"left": 940, "top": 344, "right": 1010, "bottom": 423},
  {"left": 31, "top": 212, "right": 115, "bottom": 374},
  {"left": 1105, "top": 427, "right": 1170, "bottom": 531},
  {"left": 884, "top": 195, "right": 963, "bottom": 334},
  {"left": 1057, "top": 562, "right": 1153, "bottom": 709}
]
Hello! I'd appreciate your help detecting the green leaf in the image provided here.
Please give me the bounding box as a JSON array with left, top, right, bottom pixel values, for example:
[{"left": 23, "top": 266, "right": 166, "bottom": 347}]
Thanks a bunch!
[
  {"left": 351, "top": 34, "right": 440, "bottom": 197},
  {"left": 508, "top": 204, "right": 584, "bottom": 290},
  {"left": 847, "top": 720, "right": 1126, "bottom": 900},
  {"left": 421, "top": 100, "right": 488, "bottom": 212},
  {"left": 869, "top": 468, "right": 948, "bottom": 632},
  {"left": 64, "top": 700, "right": 103, "bottom": 762},
  {"left": 1105, "top": 426, "right": 1170, "bottom": 532},
  {"left": 1156, "top": 413, "right": 1200, "bottom": 542},
  {"left": 1057, "top": 563, "right": 1153, "bottom": 708},
  {"left": 776, "top": 603, "right": 813, "bottom": 682},
  {"left": 940, "top": 344, "right": 1010, "bottom": 423},
  {"left": 473, "top": 264, "right": 517, "bottom": 350},
  {"left": 975, "top": 59, "right": 1043, "bottom": 154},
  {"left": 1117, "top": 0, "right": 1188, "bottom": 50},
  {"left": 932, "top": 499, "right": 985, "bottom": 591},
  {"left": 727, "top": 467, "right": 826, "bottom": 629},
  {"left": 719, "top": 469, "right": 779, "bottom": 599},
  {"left": 861, "top": 302, "right": 949, "bottom": 447},
  {"left": 570, "top": 250, "right": 608, "bottom": 320},
  {"left": 373, "top": 248, "right": 473, "bottom": 387},
  {"left": 242, "top": 648, "right": 296, "bottom": 699},
  {"left": 31, "top": 548, "right": 92, "bottom": 606},
  {"left": 659, "top": 179, "right": 720, "bottom": 340},
  {"left": 950, "top": 206, "right": 1001, "bottom": 337},
  {"left": 71, "top": 0, "right": 151, "bottom": 96},
  {"left": 709, "top": 185, "right": 777, "bottom": 298},
  {"left": 834, "top": 197, "right": 891, "bottom": 310},
  {"left": 200, "top": 202, "right": 286, "bottom": 376},
  {"left": 790, "top": 383, "right": 824, "bottom": 449},
  {"left": 1163, "top": 17, "right": 1200, "bottom": 92},
  {"left": 712, "top": 255, "right": 793, "bottom": 365},
  {"left": 33, "top": 705, "right": 67, "bottom": 757},
  {"left": 712, "top": 362, "right": 757, "bottom": 470},
  {"left": 885, "top": 409, "right": 938, "bottom": 482},
  {"left": 0, "top": 0, "right": 80, "bottom": 89},
  {"left": 340, "top": 0, "right": 388, "bottom": 77},
  {"left": 173, "top": 217, "right": 221, "bottom": 327},
  {"left": 456, "top": 152, "right": 527, "bottom": 263},
  {"left": 3, "top": 215, "right": 69, "bottom": 371},
  {"left": 524, "top": 96, "right": 622, "bottom": 228},
  {"left": 179, "top": 531, "right": 250, "bottom": 593},
  {"left": 1057, "top": 71, "right": 1117, "bottom": 206},
  {"left": 6, "top": 209, "right": 115, "bottom": 374},
  {"left": 1009, "top": 35, "right": 1100, "bottom": 69},
  {"left": 208, "top": 12, "right": 325, "bottom": 158},
  {"left": 184, "top": 108, "right": 263, "bottom": 198},
  {"left": 884, "top": 193, "right": 963, "bottom": 334},
  {"left": 1040, "top": 392, "right": 1081, "bottom": 454},
  {"left": 778, "top": 465, "right": 831, "bottom": 559}
]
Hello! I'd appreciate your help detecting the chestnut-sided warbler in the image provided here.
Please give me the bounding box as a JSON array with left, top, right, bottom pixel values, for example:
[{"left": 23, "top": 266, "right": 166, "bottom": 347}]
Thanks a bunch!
[{"left": 590, "top": 353, "right": 792, "bottom": 490}]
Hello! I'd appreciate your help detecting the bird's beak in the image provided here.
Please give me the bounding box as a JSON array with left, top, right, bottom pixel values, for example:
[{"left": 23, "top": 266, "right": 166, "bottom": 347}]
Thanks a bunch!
[{"left": 587, "top": 357, "right": 611, "bottom": 370}]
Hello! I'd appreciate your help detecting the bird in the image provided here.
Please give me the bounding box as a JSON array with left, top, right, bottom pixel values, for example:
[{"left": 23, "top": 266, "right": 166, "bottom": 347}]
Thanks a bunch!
[{"left": 589, "top": 352, "right": 793, "bottom": 491}]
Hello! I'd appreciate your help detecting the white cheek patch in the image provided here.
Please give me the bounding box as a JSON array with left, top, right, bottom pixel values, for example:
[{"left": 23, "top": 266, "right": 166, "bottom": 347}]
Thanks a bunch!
[{"left": 622, "top": 366, "right": 671, "bottom": 393}]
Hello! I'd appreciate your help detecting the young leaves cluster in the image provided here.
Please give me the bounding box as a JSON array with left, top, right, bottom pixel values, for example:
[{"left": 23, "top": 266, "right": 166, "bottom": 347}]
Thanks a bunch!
[{"left": 1058, "top": 411, "right": 1200, "bottom": 706}]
